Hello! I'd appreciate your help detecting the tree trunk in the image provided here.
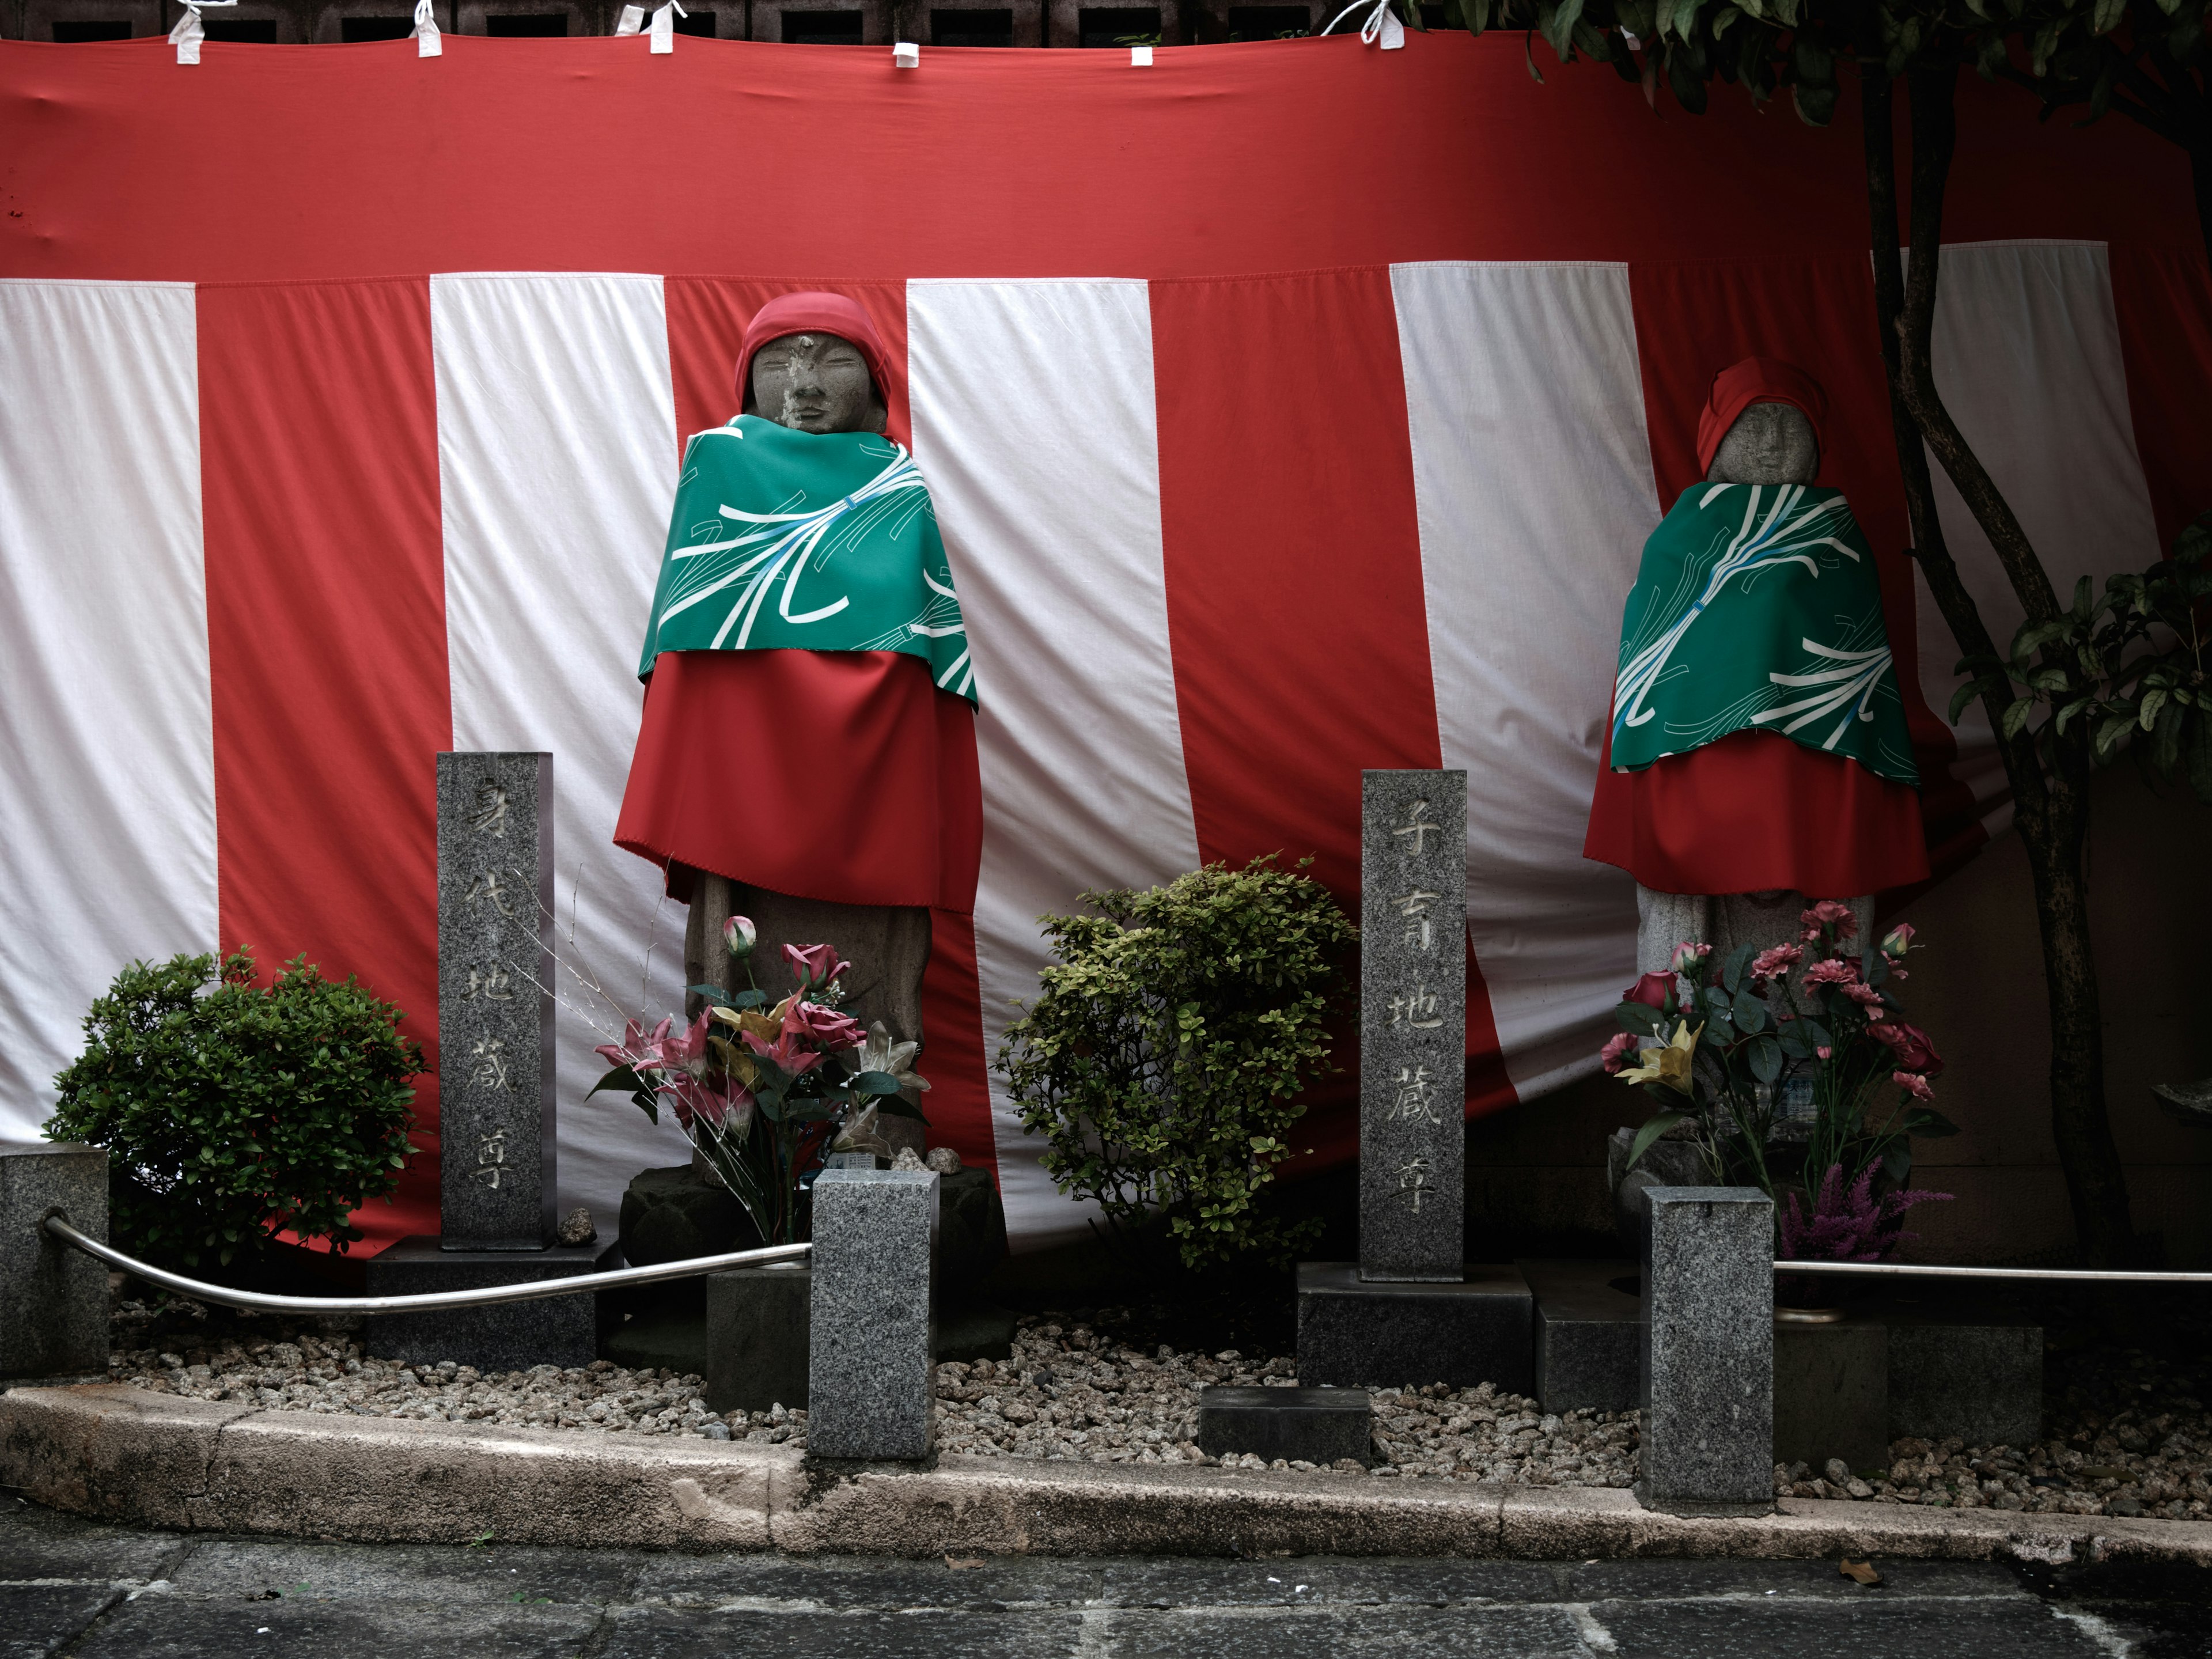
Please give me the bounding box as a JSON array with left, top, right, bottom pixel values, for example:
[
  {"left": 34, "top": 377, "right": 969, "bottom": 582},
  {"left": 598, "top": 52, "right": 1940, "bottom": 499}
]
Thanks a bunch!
[{"left": 1861, "top": 61, "right": 2138, "bottom": 1266}]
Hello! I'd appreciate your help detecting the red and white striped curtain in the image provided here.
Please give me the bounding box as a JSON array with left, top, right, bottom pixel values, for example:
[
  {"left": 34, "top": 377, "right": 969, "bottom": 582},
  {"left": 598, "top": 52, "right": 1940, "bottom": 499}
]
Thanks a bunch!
[{"left": 2, "top": 36, "right": 2205, "bottom": 1250}]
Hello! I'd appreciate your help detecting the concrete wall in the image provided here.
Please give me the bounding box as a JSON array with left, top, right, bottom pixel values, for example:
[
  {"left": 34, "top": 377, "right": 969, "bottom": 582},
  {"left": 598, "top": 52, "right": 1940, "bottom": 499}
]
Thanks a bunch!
[{"left": 1469, "top": 764, "right": 2212, "bottom": 1267}]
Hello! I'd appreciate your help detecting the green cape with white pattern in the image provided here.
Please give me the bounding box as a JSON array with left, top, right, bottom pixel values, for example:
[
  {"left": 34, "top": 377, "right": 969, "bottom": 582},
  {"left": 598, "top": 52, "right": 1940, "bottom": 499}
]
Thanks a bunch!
[
  {"left": 638, "top": 416, "right": 976, "bottom": 704},
  {"left": 1609, "top": 483, "right": 1915, "bottom": 784}
]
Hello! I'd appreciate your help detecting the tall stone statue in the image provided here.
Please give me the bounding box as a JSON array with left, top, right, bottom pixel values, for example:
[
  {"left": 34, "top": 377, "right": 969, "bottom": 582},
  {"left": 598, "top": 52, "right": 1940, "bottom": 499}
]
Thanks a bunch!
[
  {"left": 1584, "top": 357, "right": 1929, "bottom": 1010},
  {"left": 615, "top": 293, "right": 981, "bottom": 1154}
]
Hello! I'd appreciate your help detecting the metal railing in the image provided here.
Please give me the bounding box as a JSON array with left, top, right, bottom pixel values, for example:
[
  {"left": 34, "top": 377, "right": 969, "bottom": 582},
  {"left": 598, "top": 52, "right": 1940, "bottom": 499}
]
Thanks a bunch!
[
  {"left": 42, "top": 1213, "right": 809, "bottom": 1316},
  {"left": 1774, "top": 1258, "right": 2212, "bottom": 1285}
]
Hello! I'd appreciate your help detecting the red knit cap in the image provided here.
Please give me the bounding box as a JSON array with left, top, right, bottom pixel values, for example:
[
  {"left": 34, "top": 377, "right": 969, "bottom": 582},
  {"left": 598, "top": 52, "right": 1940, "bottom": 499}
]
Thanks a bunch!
[
  {"left": 735, "top": 291, "right": 893, "bottom": 415},
  {"left": 1695, "top": 356, "right": 1829, "bottom": 476}
]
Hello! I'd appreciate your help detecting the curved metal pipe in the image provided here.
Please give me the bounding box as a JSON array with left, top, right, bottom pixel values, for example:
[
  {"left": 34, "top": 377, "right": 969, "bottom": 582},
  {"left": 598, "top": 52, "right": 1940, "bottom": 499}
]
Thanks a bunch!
[
  {"left": 43, "top": 1214, "right": 809, "bottom": 1316},
  {"left": 1774, "top": 1259, "right": 2212, "bottom": 1285}
]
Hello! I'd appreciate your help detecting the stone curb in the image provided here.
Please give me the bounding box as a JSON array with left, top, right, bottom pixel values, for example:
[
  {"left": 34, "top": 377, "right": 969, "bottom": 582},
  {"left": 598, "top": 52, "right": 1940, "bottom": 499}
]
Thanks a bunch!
[{"left": 7, "top": 1384, "right": 2210, "bottom": 1565}]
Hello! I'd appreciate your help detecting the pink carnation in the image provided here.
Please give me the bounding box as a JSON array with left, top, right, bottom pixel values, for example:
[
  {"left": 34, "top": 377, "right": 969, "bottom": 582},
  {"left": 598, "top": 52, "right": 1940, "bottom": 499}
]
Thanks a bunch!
[
  {"left": 1801, "top": 900, "right": 1859, "bottom": 937},
  {"left": 1842, "top": 981, "right": 1884, "bottom": 1007},
  {"left": 1893, "top": 1070, "right": 1935, "bottom": 1103},
  {"left": 1804, "top": 958, "right": 1858, "bottom": 987},
  {"left": 1816, "top": 1045, "right": 1833, "bottom": 1060},
  {"left": 1600, "top": 1031, "right": 1638, "bottom": 1075},
  {"left": 1749, "top": 944, "right": 1804, "bottom": 982}
]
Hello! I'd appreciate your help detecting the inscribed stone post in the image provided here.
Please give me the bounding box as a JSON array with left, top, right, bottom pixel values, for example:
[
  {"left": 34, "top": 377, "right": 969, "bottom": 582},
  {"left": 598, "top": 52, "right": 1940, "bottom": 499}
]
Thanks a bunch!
[
  {"left": 806, "top": 1167, "right": 937, "bottom": 1460},
  {"left": 1359, "top": 769, "right": 1467, "bottom": 1283},
  {"left": 437, "top": 752, "right": 556, "bottom": 1251},
  {"left": 1639, "top": 1186, "right": 1775, "bottom": 1515}
]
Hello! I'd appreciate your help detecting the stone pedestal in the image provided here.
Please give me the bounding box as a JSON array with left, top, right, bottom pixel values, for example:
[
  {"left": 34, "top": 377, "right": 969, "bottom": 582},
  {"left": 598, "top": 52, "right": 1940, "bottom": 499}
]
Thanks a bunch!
[
  {"left": 707, "top": 1263, "right": 812, "bottom": 1415},
  {"left": 0, "top": 1142, "right": 109, "bottom": 1384},
  {"left": 1638, "top": 1187, "right": 1774, "bottom": 1516},
  {"left": 1196, "top": 1386, "right": 1373, "bottom": 1466},
  {"left": 362, "top": 1236, "right": 619, "bottom": 1372},
  {"left": 1296, "top": 1263, "right": 1532, "bottom": 1392},
  {"left": 1520, "top": 1257, "right": 1640, "bottom": 1416},
  {"left": 806, "top": 1166, "right": 937, "bottom": 1461},
  {"left": 1773, "top": 1315, "right": 1888, "bottom": 1473},
  {"left": 1876, "top": 1289, "right": 2043, "bottom": 1448}
]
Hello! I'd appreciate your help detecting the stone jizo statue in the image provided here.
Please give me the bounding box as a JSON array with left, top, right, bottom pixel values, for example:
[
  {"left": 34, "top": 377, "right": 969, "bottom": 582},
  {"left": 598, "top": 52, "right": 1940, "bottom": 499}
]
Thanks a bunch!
[
  {"left": 616, "top": 293, "right": 983, "bottom": 1158},
  {"left": 1584, "top": 356, "right": 1930, "bottom": 1080}
]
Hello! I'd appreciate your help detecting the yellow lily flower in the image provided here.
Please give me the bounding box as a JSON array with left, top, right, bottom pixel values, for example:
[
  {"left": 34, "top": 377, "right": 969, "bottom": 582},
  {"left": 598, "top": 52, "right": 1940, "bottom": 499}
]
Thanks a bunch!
[{"left": 1618, "top": 1021, "right": 1702, "bottom": 1094}]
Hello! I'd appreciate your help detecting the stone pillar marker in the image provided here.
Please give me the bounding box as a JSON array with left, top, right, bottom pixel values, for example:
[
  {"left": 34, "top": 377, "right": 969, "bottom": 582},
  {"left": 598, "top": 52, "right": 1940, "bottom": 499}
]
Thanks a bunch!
[
  {"left": 806, "top": 1166, "right": 938, "bottom": 1460},
  {"left": 1359, "top": 768, "right": 1468, "bottom": 1282},
  {"left": 437, "top": 751, "right": 556, "bottom": 1251},
  {"left": 0, "top": 1142, "right": 109, "bottom": 1384},
  {"left": 1639, "top": 1186, "right": 1775, "bottom": 1516}
]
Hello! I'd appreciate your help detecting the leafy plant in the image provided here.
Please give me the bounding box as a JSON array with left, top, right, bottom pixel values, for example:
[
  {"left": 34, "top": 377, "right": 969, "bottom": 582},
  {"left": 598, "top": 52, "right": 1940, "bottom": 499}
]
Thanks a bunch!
[
  {"left": 46, "top": 950, "right": 423, "bottom": 1270},
  {"left": 996, "top": 855, "right": 1358, "bottom": 1271}
]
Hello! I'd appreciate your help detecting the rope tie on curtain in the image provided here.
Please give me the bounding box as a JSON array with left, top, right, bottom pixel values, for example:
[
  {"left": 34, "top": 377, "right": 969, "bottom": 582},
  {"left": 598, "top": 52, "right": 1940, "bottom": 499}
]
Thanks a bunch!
[
  {"left": 1320, "top": 0, "right": 1404, "bottom": 47},
  {"left": 411, "top": 0, "right": 442, "bottom": 56},
  {"left": 168, "top": 0, "right": 236, "bottom": 65}
]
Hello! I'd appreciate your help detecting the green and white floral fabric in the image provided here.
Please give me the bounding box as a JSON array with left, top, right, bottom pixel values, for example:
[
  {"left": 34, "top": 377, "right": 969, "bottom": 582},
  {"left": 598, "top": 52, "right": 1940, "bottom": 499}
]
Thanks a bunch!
[
  {"left": 1609, "top": 483, "right": 1916, "bottom": 784},
  {"left": 638, "top": 415, "right": 976, "bottom": 703}
]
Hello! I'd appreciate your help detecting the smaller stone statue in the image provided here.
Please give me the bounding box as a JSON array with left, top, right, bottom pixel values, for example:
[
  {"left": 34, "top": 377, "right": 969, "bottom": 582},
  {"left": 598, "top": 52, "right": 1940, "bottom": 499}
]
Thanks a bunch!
[{"left": 1585, "top": 357, "right": 1931, "bottom": 1088}]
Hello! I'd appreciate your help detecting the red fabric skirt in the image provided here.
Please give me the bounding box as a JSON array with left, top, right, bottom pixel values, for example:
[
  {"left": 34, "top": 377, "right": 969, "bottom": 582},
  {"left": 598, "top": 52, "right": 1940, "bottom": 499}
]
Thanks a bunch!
[
  {"left": 616, "top": 649, "right": 982, "bottom": 912},
  {"left": 1584, "top": 727, "right": 1930, "bottom": 896}
]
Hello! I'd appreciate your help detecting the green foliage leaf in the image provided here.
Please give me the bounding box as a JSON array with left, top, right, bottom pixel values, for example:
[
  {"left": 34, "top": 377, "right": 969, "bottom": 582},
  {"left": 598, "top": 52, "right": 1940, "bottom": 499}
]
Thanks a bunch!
[
  {"left": 1624, "top": 1111, "right": 1692, "bottom": 1172},
  {"left": 1722, "top": 942, "right": 1755, "bottom": 996},
  {"left": 589, "top": 1063, "right": 646, "bottom": 1097},
  {"left": 1615, "top": 1001, "right": 1665, "bottom": 1036},
  {"left": 1732, "top": 987, "right": 1770, "bottom": 1033},
  {"left": 847, "top": 1069, "right": 907, "bottom": 1097},
  {"left": 44, "top": 951, "right": 424, "bottom": 1270},
  {"left": 2001, "top": 696, "right": 2037, "bottom": 740},
  {"left": 1747, "top": 1033, "right": 1784, "bottom": 1084}
]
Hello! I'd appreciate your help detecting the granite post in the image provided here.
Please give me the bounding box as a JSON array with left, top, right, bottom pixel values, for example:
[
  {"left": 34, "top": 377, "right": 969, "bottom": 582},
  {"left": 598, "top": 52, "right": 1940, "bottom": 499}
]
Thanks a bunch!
[
  {"left": 1639, "top": 1186, "right": 1775, "bottom": 1516},
  {"left": 435, "top": 750, "right": 556, "bottom": 1251},
  {"left": 806, "top": 1167, "right": 937, "bottom": 1461},
  {"left": 364, "top": 752, "right": 619, "bottom": 1370},
  {"left": 0, "top": 1142, "right": 109, "bottom": 1384},
  {"left": 1358, "top": 768, "right": 1467, "bottom": 1282}
]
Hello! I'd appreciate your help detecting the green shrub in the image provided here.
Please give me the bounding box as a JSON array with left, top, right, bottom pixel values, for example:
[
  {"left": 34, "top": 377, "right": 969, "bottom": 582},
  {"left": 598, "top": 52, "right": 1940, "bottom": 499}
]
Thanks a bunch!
[
  {"left": 46, "top": 950, "right": 424, "bottom": 1269},
  {"left": 997, "top": 856, "right": 1357, "bottom": 1271}
]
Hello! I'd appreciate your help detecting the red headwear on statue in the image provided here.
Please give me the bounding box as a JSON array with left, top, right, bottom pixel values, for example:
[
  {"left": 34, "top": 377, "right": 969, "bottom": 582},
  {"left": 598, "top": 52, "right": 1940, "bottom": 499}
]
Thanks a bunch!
[
  {"left": 1694, "top": 356, "right": 1830, "bottom": 475},
  {"left": 734, "top": 291, "right": 895, "bottom": 416}
]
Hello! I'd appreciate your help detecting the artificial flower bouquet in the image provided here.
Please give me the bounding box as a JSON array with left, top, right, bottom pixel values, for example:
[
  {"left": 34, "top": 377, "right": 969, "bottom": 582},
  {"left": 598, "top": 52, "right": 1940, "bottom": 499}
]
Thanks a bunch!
[
  {"left": 1605, "top": 903, "right": 1955, "bottom": 1261},
  {"left": 590, "top": 918, "right": 927, "bottom": 1245}
]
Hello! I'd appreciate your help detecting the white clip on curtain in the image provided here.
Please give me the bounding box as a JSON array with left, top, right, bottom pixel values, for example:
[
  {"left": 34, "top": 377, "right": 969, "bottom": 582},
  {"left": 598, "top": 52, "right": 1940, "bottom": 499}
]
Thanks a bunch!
[
  {"left": 168, "top": 0, "right": 236, "bottom": 65},
  {"left": 411, "top": 0, "right": 442, "bottom": 55},
  {"left": 1322, "top": 0, "right": 1404, "bottom": 48}
]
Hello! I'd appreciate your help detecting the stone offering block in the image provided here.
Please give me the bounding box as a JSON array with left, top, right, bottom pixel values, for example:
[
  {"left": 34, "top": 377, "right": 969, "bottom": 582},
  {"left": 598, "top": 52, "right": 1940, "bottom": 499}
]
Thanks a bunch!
[
  {"left": 1296, "top": 1263, "right": 1532, "bottom": 1393},
  {"left": 1358, "top": 769, "right": 1468, "bottom": 1283},
  {"left": 1639, "top": 1187, "right": 1774, "bottom": 1517},
  {"left": 437, "top": 751, "right": 557, "bottom": 1251},
  {"left": 0, "top": 1142, "right": 109, "bottom": 1384},
  {"left": 806, "top": 1167, "right": 938, "bottom": 1461},
  {"left": 1773, "top": 1315, "right": 1888, "bottom": 1474},
  {"left": 1520, "top": 1258, "right": 1640, "bottom": 1416},
  {"left": 707, "top": 1263, "right": 812, "bottom": 1415},
  {"left": 1196, "top": 1386, "right": 1374, "bottom": 1467},
  {"left": 363, "top": 1234, "right": 618, "bottom": 1373},
  {"left": 1874, "top": 1289, "right": 2043, "bottom": 1448}
]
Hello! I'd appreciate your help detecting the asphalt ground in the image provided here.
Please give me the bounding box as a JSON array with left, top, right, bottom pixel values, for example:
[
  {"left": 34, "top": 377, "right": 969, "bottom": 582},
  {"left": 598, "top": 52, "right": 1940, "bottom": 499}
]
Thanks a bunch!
[{"left": 5, "top": 1493, "right": 2210, "bottom": 1658}]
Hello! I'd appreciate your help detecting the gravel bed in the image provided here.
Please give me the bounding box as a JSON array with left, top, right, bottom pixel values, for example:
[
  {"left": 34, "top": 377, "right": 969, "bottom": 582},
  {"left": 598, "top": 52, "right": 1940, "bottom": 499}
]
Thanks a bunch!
[{"left": 97, "top": 1293, "right": 2212, "bottom": 1518}]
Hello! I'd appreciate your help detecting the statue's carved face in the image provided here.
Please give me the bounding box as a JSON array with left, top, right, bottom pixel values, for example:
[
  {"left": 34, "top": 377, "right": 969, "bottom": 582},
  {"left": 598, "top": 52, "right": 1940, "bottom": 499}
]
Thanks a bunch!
[
  {"left": 746, "top": 331, "right": 887, "bottom": 435},
  {"left": 1706, "top": 400, "right": 1819, "bottom": 487}
]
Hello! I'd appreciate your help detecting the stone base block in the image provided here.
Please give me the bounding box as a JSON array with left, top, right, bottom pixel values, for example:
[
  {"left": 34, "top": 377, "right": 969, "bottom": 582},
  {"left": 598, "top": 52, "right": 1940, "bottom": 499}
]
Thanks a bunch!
[
  {"left": 0, "top": 1141, "right": 109, "bottom": 1385},
  {"left": 938, "top": 1293, "right": 1017, "bottom": 1365},
  {"left": 1295, "top": 1263, "right": 1533, "bottom": 1393},
  {"left": 706, "top": 1263, "right": 811, "bottom": 1415},
  {"left": 1195, "top": 1385, "right": 1373, "bottom": 1466},
  {"left": 1519, "top": 1258, "right": 1639, "bottom": 1416},
  {"left": 603, "top": 1305, "right": 710, "bottom": 1376},
  {"left": 1773, "top": 1315, "right": 1888, "bottom": 1473},
  {"left": 363, "top": 1234, "right": 619, "bottom": 1373},
  {"left": 1874, "top": 1289, "right": 2043, "bottom": 1448}
]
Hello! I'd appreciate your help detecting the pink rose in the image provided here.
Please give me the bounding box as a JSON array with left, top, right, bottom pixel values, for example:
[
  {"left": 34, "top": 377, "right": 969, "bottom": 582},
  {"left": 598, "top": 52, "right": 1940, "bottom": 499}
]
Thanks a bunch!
[
  {"left": 1816, "top": 1045, "right": 1833, "bottom": 1060},
  {"left": 1669, "top": 941, "right": 1713, "bottom": 977},
  {"left": 786, "top": 998, "right": 866, "bottom": 1052},
  {"left": 1870, "top": 1020, "right": 1945, "bottom": 1077},
  {"left": 1881, "top": 923, "right": 1916, "bottom": 960},
  {"left": 1623, "top": 971, "right": 1676, "bottom": 1011},
  {"left": 724, "top": 915, "right": 756, "bottom": 959},
  {"left": 1600, "top": 1031, "right": 1638, "bottom": 1075},
  {"left": 1892, "top": 1070, "right": 1935, "bottom": 1103},
  {"left": 784, "top": 942, "right": 854, "bottom": 992},
  {"left": 1804, "top": 958, "right": 1858, "bottom": 987},
  {"left": 1749, "top": 944, "right": 1804, "bottom": 982}
]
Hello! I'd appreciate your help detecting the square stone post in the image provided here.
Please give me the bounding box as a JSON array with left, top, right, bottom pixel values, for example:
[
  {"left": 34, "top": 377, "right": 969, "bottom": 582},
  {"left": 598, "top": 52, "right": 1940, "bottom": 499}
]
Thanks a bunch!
[
  {"left": 806, "top": 1167, "right": 937, "bottom": 1460},
  {"left": 1639, "top": 1186, "right": 1775, "bottom": 1516},
  {"left": 436, "top": 751, "right": 556, "bottom": 1251},
  {"left": 0, "top": 1142, "right": 109, "bottom": 1384},
  {"left": 1358, "top": 768, "right": 1468, "bottom": 1282}
]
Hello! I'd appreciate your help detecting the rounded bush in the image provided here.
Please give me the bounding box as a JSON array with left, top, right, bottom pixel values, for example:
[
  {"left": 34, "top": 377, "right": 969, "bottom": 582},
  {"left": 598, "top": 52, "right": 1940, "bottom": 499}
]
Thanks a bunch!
[{"left": 46, "top": 950, "right": 425, "bottom": 1270}]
